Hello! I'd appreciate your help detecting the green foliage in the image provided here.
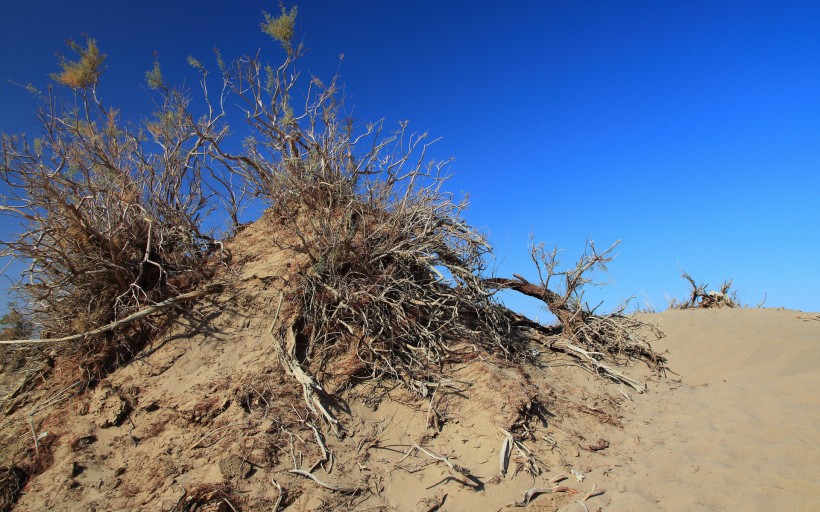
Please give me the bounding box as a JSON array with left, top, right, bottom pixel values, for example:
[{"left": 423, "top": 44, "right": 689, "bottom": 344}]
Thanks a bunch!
[
  {"left": 145, "top": 60, "right": 164, "bottom": 90},
  {"left": 187, "top": 55, "right": 206, "bottom": 74},
  {"left": 213, "top": 48, "right": 226, "bottom": 74},
  {"left": 24, "top": 83, "right": 41, "bottom": 97},
  {"left": 261, "top": 5, "right": 298, "bottom": 51},
  {"left": 52, "top": 37, "right": 106, "bottom": 89}
]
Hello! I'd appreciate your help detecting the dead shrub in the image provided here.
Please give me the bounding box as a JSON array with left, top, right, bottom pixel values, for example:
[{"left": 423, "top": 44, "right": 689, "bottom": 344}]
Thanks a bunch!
[
  {"left": 488, "top": 240, "right": 666, "bottom": 365},
  {"left": 190, "top": 9, "right": 515, "bottom": 397},
  {"left": 0, "top": 37, "right": 228, "bottom": 379},
  {"left": 486, "top": 239, "right": 667, "bottom": 391},
  {"left": 671, "top": 271, "right": 740, "bottom": 309}
]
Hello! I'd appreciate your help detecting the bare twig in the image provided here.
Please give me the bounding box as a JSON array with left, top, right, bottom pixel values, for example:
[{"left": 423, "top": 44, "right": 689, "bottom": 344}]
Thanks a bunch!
[
  {"left": 27, "top": 380, "right": 82, "bottom": 455},
  {"left": 270, "top": 478, "right": 285, "bottom": 512},
  {"left": 0, "top": 287, "right": 220, "bottom": 345},
  {"left": 189, "top": 420, "right": 246, "bottom": 450},
  {"left": 287, "top": 469, "right": 358, "bottom": 494},
  {"left": 397, "top": 444, "right": 472, "bottom": 478}
]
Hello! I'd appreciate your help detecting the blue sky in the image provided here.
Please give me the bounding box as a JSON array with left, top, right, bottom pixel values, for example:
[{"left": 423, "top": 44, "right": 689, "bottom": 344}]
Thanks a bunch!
[{"left": 1, "top": 1, "right": 818, "bottom": 317}]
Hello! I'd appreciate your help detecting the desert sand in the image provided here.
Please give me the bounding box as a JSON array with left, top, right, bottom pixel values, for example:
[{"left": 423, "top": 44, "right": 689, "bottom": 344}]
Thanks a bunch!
[
  {"left": 594, "top": 308, "right": 820, "bottom": 511},
  {"left": 2, "top": 221, "right": 818, "bottom": 511}
]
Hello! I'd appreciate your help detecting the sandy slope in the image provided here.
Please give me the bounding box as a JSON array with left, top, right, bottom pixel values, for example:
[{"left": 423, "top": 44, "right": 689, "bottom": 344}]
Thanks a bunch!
[{"left": 595, "top": 308, "right": 820, "bottom": 511}]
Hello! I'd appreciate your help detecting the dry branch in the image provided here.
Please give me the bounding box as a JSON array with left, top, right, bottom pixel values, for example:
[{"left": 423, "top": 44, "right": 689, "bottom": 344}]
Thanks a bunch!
[
  {"left": 0, "top": 287, "right": 219, "bottom": 345},
  {"left": 396, "top": 444, "right": 473, "bottom": 478},
  {"left": 488, "top": 239, "right": 666, "bottom": 375}
]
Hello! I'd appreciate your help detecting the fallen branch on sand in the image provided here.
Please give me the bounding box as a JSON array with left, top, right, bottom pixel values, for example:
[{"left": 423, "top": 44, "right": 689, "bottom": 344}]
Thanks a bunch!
[
  {"left": 397, "top": 444, "right": 473, "bottom": 478},
  {"left": 288, "top": 469, "right": 359, "bottom": 494},
  {"left": 508, "top": 482, "right": 582, "bottom": 507},
  {"left": 0, "top": 286, "right": 221, "bottom": 345},
  {"left": 551, "top": 340, "right": 647, "bottom": 392}
]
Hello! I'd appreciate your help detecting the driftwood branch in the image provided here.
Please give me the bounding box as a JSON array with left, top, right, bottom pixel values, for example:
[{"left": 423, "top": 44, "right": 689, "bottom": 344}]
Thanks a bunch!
[{"left": 0, "top": 286, "right": 220, "bottom": 345}]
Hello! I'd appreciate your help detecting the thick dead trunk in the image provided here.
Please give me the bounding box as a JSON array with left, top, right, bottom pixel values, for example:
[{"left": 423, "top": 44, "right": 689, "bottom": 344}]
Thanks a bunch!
[{"left": 484, "top": 274, "right": 586, "bottom": 338}]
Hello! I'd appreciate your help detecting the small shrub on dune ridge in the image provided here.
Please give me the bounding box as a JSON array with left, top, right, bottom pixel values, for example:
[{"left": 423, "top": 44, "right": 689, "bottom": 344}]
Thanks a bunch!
[{"left": 671, "top": 271, "right": 740, "bottom": 309}]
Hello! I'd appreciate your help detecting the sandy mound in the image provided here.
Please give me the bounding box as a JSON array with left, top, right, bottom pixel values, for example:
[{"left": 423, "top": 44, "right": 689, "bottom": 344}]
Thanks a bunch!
[
  {"left": 2, "top": 211, "right": 817, "bottom": 512},
  {"left": 0, "top": 214, "right": 636, "bottom": 511}
]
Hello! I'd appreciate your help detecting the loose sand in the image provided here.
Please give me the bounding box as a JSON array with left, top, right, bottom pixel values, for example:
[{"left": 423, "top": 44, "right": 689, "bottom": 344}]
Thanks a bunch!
[{"left": 596, "top": 308, "right": 820, "bottom": 511}]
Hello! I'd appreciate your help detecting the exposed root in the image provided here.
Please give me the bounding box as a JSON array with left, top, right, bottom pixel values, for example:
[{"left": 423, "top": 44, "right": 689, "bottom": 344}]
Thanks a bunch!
[
  {"left": 172, "top": 483, "right": 243, "bottom": 512},
  {"left": 0, "top": 465, "right": 27, "bottom": 511},
  {"left": 270, "top": 478, "right": 286, "bottom": 512},
  {"left": 271, "top": 321, "right": 344, "bottom": 438}
]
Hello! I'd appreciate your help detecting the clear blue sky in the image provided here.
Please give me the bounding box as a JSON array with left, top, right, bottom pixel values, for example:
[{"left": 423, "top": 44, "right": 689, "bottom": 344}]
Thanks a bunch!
[{"left": 1, "top": 1, "right": 818, "bottom": 318}]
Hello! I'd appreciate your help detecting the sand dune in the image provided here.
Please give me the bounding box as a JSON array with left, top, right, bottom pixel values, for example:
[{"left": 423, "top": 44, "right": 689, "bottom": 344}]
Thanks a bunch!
[{"left": 597, "top": 308, "right": 820, "bottom": 511}]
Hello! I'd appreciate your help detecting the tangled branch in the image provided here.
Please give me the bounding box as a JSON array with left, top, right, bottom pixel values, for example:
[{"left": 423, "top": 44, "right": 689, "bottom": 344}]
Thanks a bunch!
[
  {"left": 487, "top": 239, "right": 666, "bottom": 376},
  {"left": 671, "top": 271, "right": 739, "bottom": 309},
  {"left": 0, "top": 39, "right": 228, "bottom": 378}
]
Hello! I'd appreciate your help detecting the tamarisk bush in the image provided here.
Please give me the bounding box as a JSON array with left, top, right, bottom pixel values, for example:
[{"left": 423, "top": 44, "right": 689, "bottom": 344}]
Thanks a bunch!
[
  {"left": 0, "top": 38, "right": 226, "bottom": 377},
  {"left": 191, "top": 7, "right": 514, "bottom": 395}
]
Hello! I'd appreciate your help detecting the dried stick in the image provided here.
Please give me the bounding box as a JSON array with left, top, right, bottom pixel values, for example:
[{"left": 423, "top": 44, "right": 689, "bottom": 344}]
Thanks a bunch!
[
  {"left": 508, "top": 486, "right": 553, "bottom": 507},
  {"left": 581, "top": 482, "right": 600, "bottom": 502},
  {"left": 552, "top": 340, "right": 646, "bottom": 392},
  {"left": 287, "top": 469, "right": 358, "bottom": 494},
  {"left": 27, "top": 380, "right": 82, "bottom": 455},
  {"left": 0, "top": 287, "right": 220, "bottom": 345},
  {"left": 397, "top": 444, "right": 472, "bottom": 477},
  {"left": 270, "top": 478, "right": 285, "bottom": 512},
  {"left": 189, "top": 421, "right": 246, "bottom": 450},
  {"left": 305, "top": 421, "right": 332, "bottom": 473},
  {"left": 499, "top": 429, "right": 514, "bottom": 476}
]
